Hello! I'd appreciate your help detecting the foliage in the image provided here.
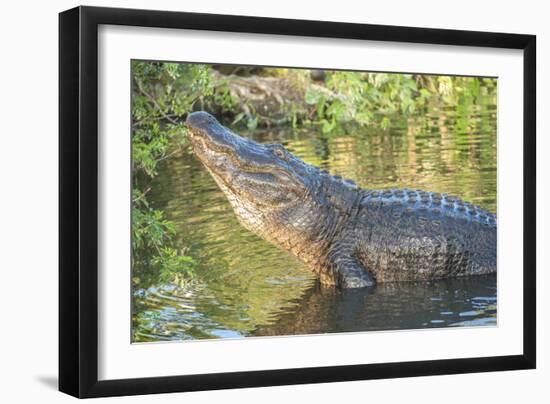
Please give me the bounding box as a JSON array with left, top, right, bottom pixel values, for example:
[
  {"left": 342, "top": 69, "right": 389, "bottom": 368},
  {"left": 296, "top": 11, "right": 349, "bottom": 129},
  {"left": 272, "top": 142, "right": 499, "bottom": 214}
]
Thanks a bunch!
[
  {"left": 304, "top": 71, "right": 496, "bottom": 134},
  {"left": 131, "top": 61, "right": 212, "bottom": 288},
  {"left": 132, "top": 61, "right": 213, "bottom": 176}
]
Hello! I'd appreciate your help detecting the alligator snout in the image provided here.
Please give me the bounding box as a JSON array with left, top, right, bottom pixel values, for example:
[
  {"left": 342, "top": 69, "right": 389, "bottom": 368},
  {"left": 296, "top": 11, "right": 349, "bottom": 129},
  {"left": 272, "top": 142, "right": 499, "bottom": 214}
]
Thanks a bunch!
[
  {"left": 186, "top": 112, "right": 282, "bottom": 169},
  {"left": 186, "top": 111, "right": 219, "bottom": 131},
  {"left": 186, "top": 111, "right": 244, "bottom": 152}
]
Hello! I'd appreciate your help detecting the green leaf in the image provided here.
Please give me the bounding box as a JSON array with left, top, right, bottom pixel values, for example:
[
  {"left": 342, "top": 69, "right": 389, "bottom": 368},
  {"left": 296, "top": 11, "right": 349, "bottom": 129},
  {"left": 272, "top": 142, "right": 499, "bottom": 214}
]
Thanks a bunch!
[
  {"left": 247, "top": 116, "right": 258, "bottom": 131},
  {"left": 380, "top": 116, "right": 391, "bottom": 130},
  {"left": 304, "top": 89, "right": 322, "bottom": 105},
  {"left": 232, "top": 112, "right": 246, "bottom": 125}
]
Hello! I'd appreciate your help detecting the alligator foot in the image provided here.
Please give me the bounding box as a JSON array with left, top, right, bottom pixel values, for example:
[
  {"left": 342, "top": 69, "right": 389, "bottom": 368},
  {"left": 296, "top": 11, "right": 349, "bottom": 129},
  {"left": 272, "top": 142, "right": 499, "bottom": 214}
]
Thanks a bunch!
[{"left": 333, "top": 255, "right": 375, "bottom": 288}]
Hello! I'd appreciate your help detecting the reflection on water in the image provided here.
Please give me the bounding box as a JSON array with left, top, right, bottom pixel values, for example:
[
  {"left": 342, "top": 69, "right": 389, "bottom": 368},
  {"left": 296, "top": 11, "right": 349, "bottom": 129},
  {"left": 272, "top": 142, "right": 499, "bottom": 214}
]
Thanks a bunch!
[
  {"left": 132, "top": 103, "right": 497, "bottom": 342},
  {"left": 253, "top": 275, "right": 496, "bottom": 337}
]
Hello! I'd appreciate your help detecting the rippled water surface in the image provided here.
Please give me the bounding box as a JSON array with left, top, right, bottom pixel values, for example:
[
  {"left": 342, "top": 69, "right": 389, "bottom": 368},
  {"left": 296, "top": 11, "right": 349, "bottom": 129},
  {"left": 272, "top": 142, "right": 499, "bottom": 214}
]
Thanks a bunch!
[{"left": 132, "top": 103, "right": 497, "bottom": 342}]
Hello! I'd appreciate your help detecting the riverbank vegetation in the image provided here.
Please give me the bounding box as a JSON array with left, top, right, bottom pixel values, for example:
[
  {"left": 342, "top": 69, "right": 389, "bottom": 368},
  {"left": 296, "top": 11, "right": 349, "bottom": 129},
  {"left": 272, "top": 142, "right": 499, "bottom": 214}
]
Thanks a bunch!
[{"left": 131, "top": 60, "right": 497, "bottom": 290}]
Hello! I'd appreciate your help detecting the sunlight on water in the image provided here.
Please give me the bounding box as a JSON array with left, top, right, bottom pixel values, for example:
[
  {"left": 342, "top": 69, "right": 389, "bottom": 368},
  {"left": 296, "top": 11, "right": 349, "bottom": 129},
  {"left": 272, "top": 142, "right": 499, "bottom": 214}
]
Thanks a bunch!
[{"left": 132, "top": 102, "right": 497, "bottom": 342}]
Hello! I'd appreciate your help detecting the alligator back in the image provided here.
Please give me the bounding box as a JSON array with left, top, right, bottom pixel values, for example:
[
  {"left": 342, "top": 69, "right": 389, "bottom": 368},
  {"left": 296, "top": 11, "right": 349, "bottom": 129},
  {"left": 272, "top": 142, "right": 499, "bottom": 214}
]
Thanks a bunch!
[{"left": 352, "top": 188, "right": 496, "bottom": 282}]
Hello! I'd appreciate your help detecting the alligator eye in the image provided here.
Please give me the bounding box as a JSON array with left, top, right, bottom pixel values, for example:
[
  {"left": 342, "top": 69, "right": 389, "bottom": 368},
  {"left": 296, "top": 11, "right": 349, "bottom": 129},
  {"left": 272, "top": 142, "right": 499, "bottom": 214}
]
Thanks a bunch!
[{"left": 273, "top": 146, "right": 286, "bottom": 159}]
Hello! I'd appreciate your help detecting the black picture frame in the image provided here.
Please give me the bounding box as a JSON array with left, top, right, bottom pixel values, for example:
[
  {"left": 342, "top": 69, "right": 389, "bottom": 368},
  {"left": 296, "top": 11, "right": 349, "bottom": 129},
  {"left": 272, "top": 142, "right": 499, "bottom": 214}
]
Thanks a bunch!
[{"left": 59, "top": 5, "right": 536, "bottom": 398}]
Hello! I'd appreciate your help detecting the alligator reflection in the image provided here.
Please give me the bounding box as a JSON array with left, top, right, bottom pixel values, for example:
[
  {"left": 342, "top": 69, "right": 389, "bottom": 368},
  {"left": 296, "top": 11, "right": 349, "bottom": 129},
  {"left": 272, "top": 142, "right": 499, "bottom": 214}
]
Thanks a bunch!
[{"left": 253, "top": 275, "right": 496, "bottom": 337}]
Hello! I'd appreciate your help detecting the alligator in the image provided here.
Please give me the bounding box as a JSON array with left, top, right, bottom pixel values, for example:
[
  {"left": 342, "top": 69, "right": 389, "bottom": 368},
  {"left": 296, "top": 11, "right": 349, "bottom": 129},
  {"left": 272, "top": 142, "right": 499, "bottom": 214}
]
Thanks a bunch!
[{"left": 185, "top": 111, "right": 497, "bottom": 288}]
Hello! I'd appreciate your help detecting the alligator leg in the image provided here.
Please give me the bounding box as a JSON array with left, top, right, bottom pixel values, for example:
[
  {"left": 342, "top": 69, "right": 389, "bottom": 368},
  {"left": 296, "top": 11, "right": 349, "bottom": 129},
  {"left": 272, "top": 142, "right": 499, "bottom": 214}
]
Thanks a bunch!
[{"left": 330, "top": 252, "right": 375, "bottom": 288}]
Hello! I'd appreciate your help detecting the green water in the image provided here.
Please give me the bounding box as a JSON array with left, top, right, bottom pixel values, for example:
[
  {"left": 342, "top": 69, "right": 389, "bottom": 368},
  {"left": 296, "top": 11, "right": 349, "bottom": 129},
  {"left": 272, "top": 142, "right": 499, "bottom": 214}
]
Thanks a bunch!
[{"left": 132, "top": 103, "right": 497, "bottom": 342}]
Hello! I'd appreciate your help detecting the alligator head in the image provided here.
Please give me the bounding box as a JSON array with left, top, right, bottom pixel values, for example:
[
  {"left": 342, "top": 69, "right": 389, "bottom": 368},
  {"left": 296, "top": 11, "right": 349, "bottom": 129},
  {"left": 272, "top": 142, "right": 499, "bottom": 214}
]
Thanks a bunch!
[{"left": 185, "top": 111, "right": 355, "bottom": 272}]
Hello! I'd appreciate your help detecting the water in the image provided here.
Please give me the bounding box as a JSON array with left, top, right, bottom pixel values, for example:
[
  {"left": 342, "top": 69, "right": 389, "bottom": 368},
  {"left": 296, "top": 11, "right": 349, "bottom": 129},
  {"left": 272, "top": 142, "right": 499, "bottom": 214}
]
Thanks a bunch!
[{"left": 132, "top": 103, "right": 497, "bottom": 342}]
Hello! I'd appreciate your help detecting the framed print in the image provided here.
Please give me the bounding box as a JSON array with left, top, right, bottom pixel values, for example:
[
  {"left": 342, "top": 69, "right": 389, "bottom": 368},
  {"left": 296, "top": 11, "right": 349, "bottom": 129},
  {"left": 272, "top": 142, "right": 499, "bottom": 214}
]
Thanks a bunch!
[{"left": 59, "top": 6, "right": 536, "bottom": 398}]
